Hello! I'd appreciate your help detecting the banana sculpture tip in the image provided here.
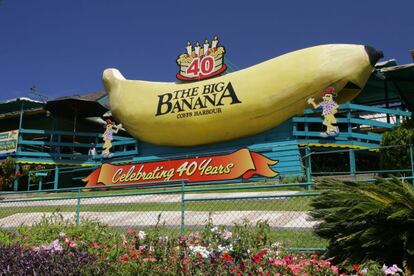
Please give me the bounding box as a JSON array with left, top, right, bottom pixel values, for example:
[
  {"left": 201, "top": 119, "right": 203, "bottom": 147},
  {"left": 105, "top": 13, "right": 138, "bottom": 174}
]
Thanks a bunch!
[{"left": 103, "top": 68, "right": 125, "bottom": 93}]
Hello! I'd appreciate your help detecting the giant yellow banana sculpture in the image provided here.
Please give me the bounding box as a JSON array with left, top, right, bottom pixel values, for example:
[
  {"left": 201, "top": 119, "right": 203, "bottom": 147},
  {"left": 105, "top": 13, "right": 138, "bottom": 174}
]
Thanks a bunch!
[{"left": 103, "top": 44, "right": 382, "bottom": 147}]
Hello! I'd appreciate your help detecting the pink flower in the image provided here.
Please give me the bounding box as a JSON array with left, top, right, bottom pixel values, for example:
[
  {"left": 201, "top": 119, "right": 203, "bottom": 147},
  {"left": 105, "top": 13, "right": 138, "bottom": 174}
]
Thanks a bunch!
[
  {"left": 64, "top": 237, "right": 70, "bottom": 244},
  {"left": 269, "top": 258, "right": 285, "bottom": 266},
  {"left": 138, "top": 230, "right": 146, "bottom": 240},
  {"left": 288, "top": 264, "right": 302, "bottom": 275},
  {"left": 222, "top": 230, "right": 232, "bottom": 240},
  {"left": 127, "top": 228, "right": 135, "bottom": 235},
  {"left": 331, "top": 266, "right": 339, "bottom": 273},
  {"left": 91, "top": 242, "right": 100, "bottom": 248},
  {"left": 69, "top": 241, "right": 77, "bottom": 248},
  {"left": 143, "top": 257, "right": 157, "bottom": 262}
]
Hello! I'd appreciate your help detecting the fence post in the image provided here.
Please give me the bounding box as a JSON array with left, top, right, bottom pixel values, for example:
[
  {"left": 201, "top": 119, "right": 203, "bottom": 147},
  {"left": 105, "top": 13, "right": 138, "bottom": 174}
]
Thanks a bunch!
[
  {"left": 410, "top": 145, "right": 414, "bottom": 186},
  {"left": 305, "top": 146, "right": 312, "bottom": 190},
  {"left": 76, "top": 189, "right": 81, "bottom": 225},
  {"left": 349, "top": 149, "right": 356, "bottom": 180},
  {"left": 180, "top": 181, "right": 185, "bottom": 236}
]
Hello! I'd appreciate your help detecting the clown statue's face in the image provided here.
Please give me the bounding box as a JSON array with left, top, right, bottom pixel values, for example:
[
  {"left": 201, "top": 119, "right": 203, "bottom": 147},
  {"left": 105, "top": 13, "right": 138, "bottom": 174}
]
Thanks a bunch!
[{"left": 323, "top": 94, "right": 333, "bottom": 103}]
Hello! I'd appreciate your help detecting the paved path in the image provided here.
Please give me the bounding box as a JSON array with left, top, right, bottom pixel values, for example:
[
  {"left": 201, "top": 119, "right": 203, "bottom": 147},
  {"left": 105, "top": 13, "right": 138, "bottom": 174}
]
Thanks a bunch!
[
  {"left": 0, "top": 191, "right": 299, "bottom": 207},
  {"left": 0, "top": 210, "right": 316, "bottom": 229}
]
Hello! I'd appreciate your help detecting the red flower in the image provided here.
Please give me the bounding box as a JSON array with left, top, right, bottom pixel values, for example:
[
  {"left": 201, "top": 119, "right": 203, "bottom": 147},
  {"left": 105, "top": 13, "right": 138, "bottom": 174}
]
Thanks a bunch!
[
  {"left": 230, "top": 268, "right": 242, "bottom": 276},
  {"left": 252, "top": 254, "right": 262, "bottom": 263},
  {"left": 353, "top": 263, "right": 360, "bottom": 272},
  {"left": 252, "top": 249, "right": 268, "bottom": 263},
  {"left": 128, "top": 250, "right": 140, "bottom": 259},
  {"left": 119, "top": 254, "right": 129, "bottom": 262},
  {"left": 221, "top": 252, "right": 235, "bottom": 262}
]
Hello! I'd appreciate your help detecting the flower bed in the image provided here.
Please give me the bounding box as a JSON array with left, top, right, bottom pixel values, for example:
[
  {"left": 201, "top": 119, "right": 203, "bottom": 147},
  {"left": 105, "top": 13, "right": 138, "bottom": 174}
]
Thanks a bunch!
[{"left": 0, "top": 215, "right": 404, "bottom": 275}]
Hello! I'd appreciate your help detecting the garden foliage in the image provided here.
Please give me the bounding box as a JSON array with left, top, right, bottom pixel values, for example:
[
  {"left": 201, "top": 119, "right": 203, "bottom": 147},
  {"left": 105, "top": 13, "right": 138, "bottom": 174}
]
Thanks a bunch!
[
  {"left": 0, "top": 243, "right": 95, "bottom": 275},
  {"left": 0, "top": 213, "right": 406, "bottom": 275},
  {"left": 380, "top": 126, "right": 414, "bottom": 174},
  {"left": 311, "top": 177, "right": 414, "bottom": 275}
]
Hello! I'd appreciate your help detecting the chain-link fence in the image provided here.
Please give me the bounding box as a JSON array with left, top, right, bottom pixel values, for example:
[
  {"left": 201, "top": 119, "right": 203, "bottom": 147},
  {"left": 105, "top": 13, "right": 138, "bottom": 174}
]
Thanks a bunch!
[{"left": 0, "top": 184, "right": 324, "bottom": 249}]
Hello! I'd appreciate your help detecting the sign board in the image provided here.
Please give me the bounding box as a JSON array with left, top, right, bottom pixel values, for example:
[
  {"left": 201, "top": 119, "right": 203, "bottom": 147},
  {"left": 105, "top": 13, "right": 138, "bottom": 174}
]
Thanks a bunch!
[
  {"left": 176, "top": 35, "right": 227, "bottom": 81},
  {"left": 0, "top": 130, "right": 19, "bottom": 155},
  {"left": 83, "top": 148, "right": 278, "bottom": 187}
]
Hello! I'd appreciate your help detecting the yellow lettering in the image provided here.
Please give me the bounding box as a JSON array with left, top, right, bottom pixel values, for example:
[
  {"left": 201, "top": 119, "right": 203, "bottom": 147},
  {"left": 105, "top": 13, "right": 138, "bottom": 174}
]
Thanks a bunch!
[{"left": 112, "top": 169, "right": 123, "bottom": 183}]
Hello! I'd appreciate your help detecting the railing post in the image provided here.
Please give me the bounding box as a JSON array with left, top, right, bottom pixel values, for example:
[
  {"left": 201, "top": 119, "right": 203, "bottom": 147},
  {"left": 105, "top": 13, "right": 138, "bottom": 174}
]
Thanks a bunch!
[
  {"left": 349, "top": 149, "right": 356, "bottom": 180},
  {"left": 305, "top": 146, "right": 312, "bottom": 190},
  {"left": 180, "top": 180, "right": 185, "bottom": 236},
  {"left": 38, "top": 176, "right": 43, "bottom": 191},
  {"left": 76, "top": 189, "right": 81, "bottom": 225},
  {"left": 347, "top": 108, "right": 352, "bottom": 138},
  {"left": 27, "top": 172, "right": 31, "bottom": 191},
  {"left": 13, "top": 164, "right": 20, "bottom": 191},
  {"left": 53, "top": 166, "right": 59, "bottom": 191},
  {"left": 409, "top": 145, "right": 414, "bottom": 186}
]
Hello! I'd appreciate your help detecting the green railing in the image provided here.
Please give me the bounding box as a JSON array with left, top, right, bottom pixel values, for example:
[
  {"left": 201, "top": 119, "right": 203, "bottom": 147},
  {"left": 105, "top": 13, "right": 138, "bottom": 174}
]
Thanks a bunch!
[
  {"left": 302, "top": 144, "right": 414, "bottom": 184},
  {"left": 293, "top": 102, "right": 411, "bottom": 146},
  {"left": 16, "top": 128, "right": 138, "bottom": 165}
]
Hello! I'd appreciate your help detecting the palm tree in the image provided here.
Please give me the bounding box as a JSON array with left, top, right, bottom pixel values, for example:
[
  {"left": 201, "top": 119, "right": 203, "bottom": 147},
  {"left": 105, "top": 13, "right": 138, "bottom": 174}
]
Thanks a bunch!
[{"left": 310, "top": 177, "right": 414, "bottom": 275}]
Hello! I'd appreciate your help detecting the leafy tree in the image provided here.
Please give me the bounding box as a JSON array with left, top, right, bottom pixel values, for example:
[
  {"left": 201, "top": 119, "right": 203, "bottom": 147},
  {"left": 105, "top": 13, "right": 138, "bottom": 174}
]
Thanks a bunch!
[
  {"left": 380, "top": 127, "right": 414, "bottom": 174},
  {"left": 310, "top": 178, "right": 414, "bottom": 275},
  {"left": 0, "top": 157, "right": 46, "bottom": 191},
  {"left": 0, "top": 157, "right": 16, "bottom": 190}
]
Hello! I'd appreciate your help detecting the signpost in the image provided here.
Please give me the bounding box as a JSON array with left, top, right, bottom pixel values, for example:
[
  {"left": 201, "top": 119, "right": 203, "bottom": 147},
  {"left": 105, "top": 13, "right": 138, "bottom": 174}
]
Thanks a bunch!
[{"left": 0, "top": 130, "right": 19, "bottom": 155}]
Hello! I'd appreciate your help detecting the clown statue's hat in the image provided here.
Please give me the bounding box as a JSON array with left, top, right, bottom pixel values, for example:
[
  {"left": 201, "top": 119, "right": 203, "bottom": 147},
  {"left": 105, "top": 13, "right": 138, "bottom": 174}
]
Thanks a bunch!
[{"left": 320, "top": 86, "right": 337, "bottom": 97}]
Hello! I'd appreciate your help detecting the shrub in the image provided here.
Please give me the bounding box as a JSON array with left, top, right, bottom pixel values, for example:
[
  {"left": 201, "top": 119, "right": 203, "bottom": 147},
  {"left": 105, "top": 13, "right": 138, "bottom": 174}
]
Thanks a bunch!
[
  {"left": 310, "top": 177, "right": 414, "bottom": 275},
  {"left": 380, "top": 127, "right": 414, "bottom": 175},
  {"left": 0, "top": 243, "right": 96, "bottom": 275}
]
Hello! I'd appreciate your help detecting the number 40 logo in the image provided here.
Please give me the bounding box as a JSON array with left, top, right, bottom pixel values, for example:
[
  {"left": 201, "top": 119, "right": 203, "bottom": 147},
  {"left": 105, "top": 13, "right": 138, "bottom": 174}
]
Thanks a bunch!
[{"left": 186, "top": 56, "right": 215, "bottom": 77}]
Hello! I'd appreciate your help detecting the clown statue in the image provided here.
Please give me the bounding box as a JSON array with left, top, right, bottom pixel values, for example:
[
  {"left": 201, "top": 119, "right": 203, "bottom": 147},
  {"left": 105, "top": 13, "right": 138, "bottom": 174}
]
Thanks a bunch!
[
  {"left": 102, "top": 119, "right": 123, "bottom": 157},
  {"left": 307, "top": 86, "right": 339, "bottom": 137}
]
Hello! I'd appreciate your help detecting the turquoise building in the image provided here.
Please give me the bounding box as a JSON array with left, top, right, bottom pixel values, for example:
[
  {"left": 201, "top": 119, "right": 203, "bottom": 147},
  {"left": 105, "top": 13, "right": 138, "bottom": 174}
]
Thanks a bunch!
[{"left": 0, "top": 59, "right": 413, "bottom": 191}]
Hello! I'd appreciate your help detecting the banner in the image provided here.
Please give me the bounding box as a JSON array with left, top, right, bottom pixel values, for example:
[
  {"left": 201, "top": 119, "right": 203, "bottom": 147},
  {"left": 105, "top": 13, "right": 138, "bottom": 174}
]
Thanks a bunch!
[
  {"left": 0, "top": 130, "right": 19, "bottom": 155},
  {"left": 83, "top": 148, "right": 278, "bottom": 187}
]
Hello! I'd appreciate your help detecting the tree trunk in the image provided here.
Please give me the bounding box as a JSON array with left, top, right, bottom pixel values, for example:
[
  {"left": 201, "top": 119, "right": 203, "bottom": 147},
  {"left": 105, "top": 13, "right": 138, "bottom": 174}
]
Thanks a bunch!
[{"left": 403, "top": 253, "right": 414, "bottom": 276}]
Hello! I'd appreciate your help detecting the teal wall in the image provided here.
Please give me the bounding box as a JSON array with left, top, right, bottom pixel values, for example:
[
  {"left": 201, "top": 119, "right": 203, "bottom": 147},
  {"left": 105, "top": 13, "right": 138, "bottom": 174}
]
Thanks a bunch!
[{"left": 133, "top": 120, "right": 304, "bottom": 179}]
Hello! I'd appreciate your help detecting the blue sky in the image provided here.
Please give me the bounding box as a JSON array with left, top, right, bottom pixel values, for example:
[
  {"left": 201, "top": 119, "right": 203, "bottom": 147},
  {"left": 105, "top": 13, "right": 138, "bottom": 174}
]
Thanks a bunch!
[{"left": 0, "top": 0, "right": 412, "bottom": 101}]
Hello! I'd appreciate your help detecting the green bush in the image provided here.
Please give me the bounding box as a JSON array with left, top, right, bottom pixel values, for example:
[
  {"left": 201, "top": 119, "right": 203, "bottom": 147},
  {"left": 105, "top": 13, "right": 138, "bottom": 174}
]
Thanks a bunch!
[
  {"left": 310, "top": 177, "right": 414, "bottom": 275},
  {"left": 380, "top": 127, "right": 414, "bottom": 175}
]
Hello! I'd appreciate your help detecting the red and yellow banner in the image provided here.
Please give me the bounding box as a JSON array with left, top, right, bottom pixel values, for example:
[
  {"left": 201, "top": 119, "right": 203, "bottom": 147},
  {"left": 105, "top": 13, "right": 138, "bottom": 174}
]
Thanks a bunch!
[{"left": 83, "top": 148, "right": 278, "bottom": 187}]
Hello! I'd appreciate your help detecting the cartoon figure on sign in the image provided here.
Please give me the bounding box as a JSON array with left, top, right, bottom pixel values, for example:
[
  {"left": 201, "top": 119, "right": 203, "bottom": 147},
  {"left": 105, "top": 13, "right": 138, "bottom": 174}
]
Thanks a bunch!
[
  {"left": 307, "top": 86, "right": 339, "bottom": 137},
  {"left": 102, "top": 119, "right": 122, "bottom": 157}
]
